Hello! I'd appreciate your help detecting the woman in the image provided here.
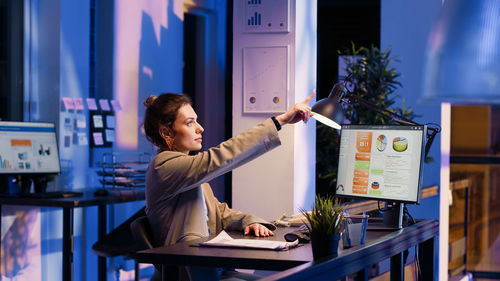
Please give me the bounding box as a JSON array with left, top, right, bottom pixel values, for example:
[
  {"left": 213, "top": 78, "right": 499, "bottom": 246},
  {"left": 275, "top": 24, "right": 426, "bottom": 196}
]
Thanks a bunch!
[{"left": 143, "top": 92, "right": 314, "bottom": 280}]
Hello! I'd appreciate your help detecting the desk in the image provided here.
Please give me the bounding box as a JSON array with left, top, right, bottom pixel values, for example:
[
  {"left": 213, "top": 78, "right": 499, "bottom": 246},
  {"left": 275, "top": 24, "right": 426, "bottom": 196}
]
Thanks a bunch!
[
  {"left": 132, "top": 219, "right": 438, "bottom": 281},
  {"left": 0, "top": 189, "right": 145, "bottom": 281}
]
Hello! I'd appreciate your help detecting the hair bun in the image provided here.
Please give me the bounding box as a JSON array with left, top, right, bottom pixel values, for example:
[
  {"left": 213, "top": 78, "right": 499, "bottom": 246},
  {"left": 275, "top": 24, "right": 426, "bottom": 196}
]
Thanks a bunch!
[{"left": 143, "top": 96, "right": 157, "bottom": 107}]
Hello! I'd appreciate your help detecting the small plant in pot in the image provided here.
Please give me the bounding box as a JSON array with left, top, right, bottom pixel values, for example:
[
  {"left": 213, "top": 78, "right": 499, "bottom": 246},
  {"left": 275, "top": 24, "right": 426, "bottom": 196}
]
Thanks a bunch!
[
  {"left": 301, "top": 195, "right": 346, "bottom": 260},
  {"left": 31, "top": 174, "right": 55, "bottom": 193}
]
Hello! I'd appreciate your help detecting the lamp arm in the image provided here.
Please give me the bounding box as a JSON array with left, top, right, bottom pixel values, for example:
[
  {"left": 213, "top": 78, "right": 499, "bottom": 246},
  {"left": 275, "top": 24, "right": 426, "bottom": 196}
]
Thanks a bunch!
[
  {"left": 343, "top": 93, "right": 419, "bottom": 126},
  {"left": 341, "top": 92, "right": 441, "bottom": 159}
]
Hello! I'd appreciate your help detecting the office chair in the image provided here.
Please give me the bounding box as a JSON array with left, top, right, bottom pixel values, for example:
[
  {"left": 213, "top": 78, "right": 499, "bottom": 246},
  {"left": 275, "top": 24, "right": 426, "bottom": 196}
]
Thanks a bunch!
[
  {"left": 92, "top": 207, "right": 147, "bottom": 281},
  {"left": 130, "top": 216, "right": 180, "bottom": 281},
  {"left": 130, "top": 216, "right": 154, "bottom": 249}
]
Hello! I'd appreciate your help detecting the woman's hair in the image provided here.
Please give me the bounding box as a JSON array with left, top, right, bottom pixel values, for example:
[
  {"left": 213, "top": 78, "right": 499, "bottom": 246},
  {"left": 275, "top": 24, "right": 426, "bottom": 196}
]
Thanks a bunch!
[{"left": 143, "top": 93, "right": 192, "bottom": 147}]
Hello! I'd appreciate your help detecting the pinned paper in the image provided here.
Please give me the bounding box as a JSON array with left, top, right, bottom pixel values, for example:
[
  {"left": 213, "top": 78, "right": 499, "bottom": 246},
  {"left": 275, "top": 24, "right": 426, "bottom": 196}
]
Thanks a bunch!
[
  {"left": 64, "top": 118, "right": 73, "bottom": 131},
  {"left": 106, "top": 115, "right": 116, "bottom": 129},
  {"left": 93, "top": 132, "right": 104, "bottom": 146},
  {"left": 99, "top": 99, "right": 111, "bottom": 111},
  {"left": 64, "top": 135, "right": 71, "bottom": 147},
  {"left": 111, "top": 100, "right": 122, "bottom": 111},
  {"left": 76, "top": 114, "right": 87, "bottom": 129},
  {"left": 74, "top": 97, "right": 85, "bottom": 110},
  {"left": 62, "top": 97, "right": 75, "bottom": 110},
  {"left": 105, "top": 129, "right": 115, "bottom": 142},
  {"left": 87, "top": 98, "right": 98, "bottom": 110},
  {"left": 93, "top": 115, "right": 104, "bottom": 128},
  {"left": 77, "top": 132, "right": 88, "bottom": 146}
]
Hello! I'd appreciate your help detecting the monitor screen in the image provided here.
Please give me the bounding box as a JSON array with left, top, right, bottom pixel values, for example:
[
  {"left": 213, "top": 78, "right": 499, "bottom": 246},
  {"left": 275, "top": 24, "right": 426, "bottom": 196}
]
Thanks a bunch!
[
  {"left": 335, "top": 124, "right": 425, "bottom": 204},
  {"left": 0, "top": 121, "right": 61, "bottom": 175}
]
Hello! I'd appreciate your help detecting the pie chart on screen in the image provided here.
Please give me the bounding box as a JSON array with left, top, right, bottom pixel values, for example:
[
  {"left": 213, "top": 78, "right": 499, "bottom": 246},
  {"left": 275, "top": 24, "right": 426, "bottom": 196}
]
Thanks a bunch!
[
  {"left": 393, "top": 137, "right": 408, "bottom": 152},
  {"left": 376, "top": 135, "right": 387, "bottom": 151}
]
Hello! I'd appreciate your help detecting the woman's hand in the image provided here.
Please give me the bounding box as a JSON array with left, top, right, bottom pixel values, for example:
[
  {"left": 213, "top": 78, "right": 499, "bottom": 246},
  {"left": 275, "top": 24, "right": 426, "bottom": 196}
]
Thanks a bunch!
[
  {"left": 276, "top": 91, "right": 315, "bottom": 126},
  {"left": 244, "top": 223, "right": 274, "bottom": 237}
]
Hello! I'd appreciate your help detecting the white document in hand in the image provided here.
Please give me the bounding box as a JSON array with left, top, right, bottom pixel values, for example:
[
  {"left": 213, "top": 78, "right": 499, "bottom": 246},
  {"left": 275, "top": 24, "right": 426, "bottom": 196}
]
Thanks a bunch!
[{"left": 199, "top": 230, "right": 299, "bottom": 251}]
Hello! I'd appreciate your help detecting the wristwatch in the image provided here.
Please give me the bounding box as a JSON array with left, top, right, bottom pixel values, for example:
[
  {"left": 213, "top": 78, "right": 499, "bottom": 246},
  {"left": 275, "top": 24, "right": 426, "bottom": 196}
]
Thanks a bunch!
[{"left": 271, "top": 116, "right": 281, "bottom": 131}]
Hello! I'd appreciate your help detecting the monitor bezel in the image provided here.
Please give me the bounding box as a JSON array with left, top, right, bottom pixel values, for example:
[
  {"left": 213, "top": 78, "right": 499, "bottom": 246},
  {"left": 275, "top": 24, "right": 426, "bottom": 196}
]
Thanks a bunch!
[
  {"left": 335, "top": 124, "right": 426, "bottom": 205},
  {"left": 0, "top": 121, "right": 61, "bottom": 176}
]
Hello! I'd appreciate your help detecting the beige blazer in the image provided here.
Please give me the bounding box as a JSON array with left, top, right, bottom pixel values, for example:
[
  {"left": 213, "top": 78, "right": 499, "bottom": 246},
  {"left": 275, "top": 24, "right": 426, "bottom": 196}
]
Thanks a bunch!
[{"left": 146, "top": 118, "right": 280, "bottom": 246}]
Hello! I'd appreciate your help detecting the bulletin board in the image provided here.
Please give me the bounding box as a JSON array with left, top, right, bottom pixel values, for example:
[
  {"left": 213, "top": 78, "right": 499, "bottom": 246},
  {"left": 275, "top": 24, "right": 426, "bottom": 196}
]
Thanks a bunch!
[
  {"left": 89, "top": 99, "right": 116, "bottom": 147},
  {"left": 243, "top": 46, "right": 289, "bottom": 113}
]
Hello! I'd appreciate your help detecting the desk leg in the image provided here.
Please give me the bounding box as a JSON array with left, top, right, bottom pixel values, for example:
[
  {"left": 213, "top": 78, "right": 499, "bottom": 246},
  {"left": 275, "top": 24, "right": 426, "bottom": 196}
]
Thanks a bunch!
[
  {"left": 63, "top": 207, "right": 74, "bottom": 281},
  {"left": 161, "top": 265, "right": 166, "bottom": 281},
  {"left": 98, "top": 205, "right": 107, "bottom": 281},
  {"left": 390, "top": 252, "right": 404, "bottom": 281},
  {"left": 354, "top": 268, "right": 368, "bottom": 281},
  {"left": 419, "top": 237, "right": 435, "bottom": 281}
]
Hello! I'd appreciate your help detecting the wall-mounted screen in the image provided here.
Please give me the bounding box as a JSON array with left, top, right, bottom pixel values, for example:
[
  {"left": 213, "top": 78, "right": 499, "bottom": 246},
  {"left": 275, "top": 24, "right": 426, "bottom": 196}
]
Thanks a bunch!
[
  {"left": 0, "top": 121, "right": 61, "bottom": 174},
  {"left": 336, "top": 124, "right": 424, "bottom": 204}
]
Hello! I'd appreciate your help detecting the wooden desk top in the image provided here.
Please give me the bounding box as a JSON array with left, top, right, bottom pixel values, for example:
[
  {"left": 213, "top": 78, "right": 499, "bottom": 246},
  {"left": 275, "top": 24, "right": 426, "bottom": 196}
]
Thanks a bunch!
[
  {"left": 133, "top": 227, "right": 312, "bottom": 270},
  {"left": 132, "top": 223, "right": 408, "bottom": 271},
  {"left": 0, "top": 188, "right": 145, "bottom": 208},
  {"left": 262, "top": 219, "right": 439, "bottom": 281}
]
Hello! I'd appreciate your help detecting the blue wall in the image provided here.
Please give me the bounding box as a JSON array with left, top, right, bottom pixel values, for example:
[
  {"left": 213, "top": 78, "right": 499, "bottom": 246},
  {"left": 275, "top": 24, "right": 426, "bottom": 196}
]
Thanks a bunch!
[
  {"left": 381, "top": 0, "right": 443, "bottom": 219},
  {"left": 381, "top": 1, "right": 443, "bottom": 276}
]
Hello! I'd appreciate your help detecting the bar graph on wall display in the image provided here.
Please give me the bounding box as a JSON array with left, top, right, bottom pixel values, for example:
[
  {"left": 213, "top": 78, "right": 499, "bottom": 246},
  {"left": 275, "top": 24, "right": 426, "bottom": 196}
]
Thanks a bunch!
[
  {"left": 248, "top": 12, "right": 262, "bottom": 26},
  {"left": 244, "top": 0, "right": 289, "bottom": 33}
]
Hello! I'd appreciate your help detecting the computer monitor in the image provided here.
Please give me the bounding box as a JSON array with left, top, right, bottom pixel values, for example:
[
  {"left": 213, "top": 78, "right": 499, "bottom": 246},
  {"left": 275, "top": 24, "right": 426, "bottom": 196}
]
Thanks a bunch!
[
  {"left": 0, "top": 121, "right": 61, "bottom": 175},
  {"left": 335, "top": 124, "right": 425, "bottom": 228}
]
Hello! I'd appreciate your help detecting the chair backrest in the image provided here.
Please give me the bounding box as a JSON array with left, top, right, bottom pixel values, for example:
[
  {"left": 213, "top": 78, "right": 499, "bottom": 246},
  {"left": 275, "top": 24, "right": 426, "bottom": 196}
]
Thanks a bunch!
[
  {"left": 92, "top": 207, "right": 147, "bottom": 257},
  {"left": 130, "top": 216, "right": 181, "bottom": 280},
  {"left": 130, "top": 216, "right": 155, "bottom": 249}
]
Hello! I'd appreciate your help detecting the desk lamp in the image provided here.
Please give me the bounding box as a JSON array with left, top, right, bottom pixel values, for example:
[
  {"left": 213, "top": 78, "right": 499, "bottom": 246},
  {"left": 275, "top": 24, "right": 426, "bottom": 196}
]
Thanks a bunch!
[
  {"left": 311, "top": 82, "right": 441, "bottom": 159},
  {"left": 312, "top": 82, "right": 441, "bottom": 228}
]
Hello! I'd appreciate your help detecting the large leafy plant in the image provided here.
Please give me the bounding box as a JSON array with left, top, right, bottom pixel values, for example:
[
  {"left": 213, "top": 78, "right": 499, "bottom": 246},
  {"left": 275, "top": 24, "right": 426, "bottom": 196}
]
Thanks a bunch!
[
  {"left": 340, "top": 44, "right": 417, "bottom": 124},
  {"left": 317, "top": 44, "right": 417, "bottom": 196}
]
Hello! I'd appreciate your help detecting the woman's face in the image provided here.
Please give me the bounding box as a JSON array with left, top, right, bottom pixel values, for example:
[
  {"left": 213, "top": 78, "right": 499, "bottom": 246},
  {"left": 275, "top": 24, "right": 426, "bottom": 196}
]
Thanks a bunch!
[{"left": 170, "top": 104, "right": 204, "bottom": 153}]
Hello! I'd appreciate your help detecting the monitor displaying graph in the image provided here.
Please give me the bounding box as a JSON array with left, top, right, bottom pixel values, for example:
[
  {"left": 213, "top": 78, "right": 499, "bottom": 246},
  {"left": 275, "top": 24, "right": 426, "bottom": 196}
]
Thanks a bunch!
[
  {"left": 336, "top": 124, "right": 425, "bottom": 204},
  {"left": 0, "top": 121, "right": 61, "bottom": 174}
]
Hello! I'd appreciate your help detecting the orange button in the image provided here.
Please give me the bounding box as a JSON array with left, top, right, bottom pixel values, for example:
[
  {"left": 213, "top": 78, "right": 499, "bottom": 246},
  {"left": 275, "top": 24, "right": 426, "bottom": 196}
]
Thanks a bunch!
[
  {"left": 11, "top": 139, "right": 32, "bottom": 146},
  {"left": 354, "top": 169, "right": 369, "bottom": 178}
]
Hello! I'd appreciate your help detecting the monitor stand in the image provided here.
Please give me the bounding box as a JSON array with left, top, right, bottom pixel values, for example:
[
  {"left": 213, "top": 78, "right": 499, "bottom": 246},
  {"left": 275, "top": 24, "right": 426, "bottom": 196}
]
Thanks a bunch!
[{"left": 367, "top": 202, "right": 408, "bottom": 231}]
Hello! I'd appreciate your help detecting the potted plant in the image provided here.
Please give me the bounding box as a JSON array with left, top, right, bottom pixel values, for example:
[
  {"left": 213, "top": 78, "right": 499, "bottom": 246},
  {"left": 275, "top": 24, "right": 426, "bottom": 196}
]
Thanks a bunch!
[
  {"left": 31, "top": 174, "right": 55, "bottom": 193},
  {"left": 302, "top": 195, "right": 346, "bottom": 260}
]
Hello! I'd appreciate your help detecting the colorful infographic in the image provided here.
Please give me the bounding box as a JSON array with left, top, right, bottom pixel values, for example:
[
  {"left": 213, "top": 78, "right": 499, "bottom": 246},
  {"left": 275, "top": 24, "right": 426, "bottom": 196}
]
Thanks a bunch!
[
  {"left": 336, "top": 125, "right": 424, "bottom": 203},
  {"left": 0, "top": 122, "right": 60, "bottom": 174}
]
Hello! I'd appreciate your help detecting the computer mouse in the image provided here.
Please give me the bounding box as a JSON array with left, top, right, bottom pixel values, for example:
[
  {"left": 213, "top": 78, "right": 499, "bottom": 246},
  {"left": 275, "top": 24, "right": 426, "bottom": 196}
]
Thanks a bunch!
[{"left": 93, "top": 189, "right": 109, "bottom": 196}]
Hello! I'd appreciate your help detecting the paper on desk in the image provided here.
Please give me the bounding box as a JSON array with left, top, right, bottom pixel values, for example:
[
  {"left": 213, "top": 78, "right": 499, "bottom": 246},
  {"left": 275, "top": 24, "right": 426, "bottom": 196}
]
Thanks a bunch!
[
  {"left": 274, "top": 212, "right": 308, "bottom": 227},
  {"left": 199, "top": 230, "right": 299, "bottom": 251}
]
